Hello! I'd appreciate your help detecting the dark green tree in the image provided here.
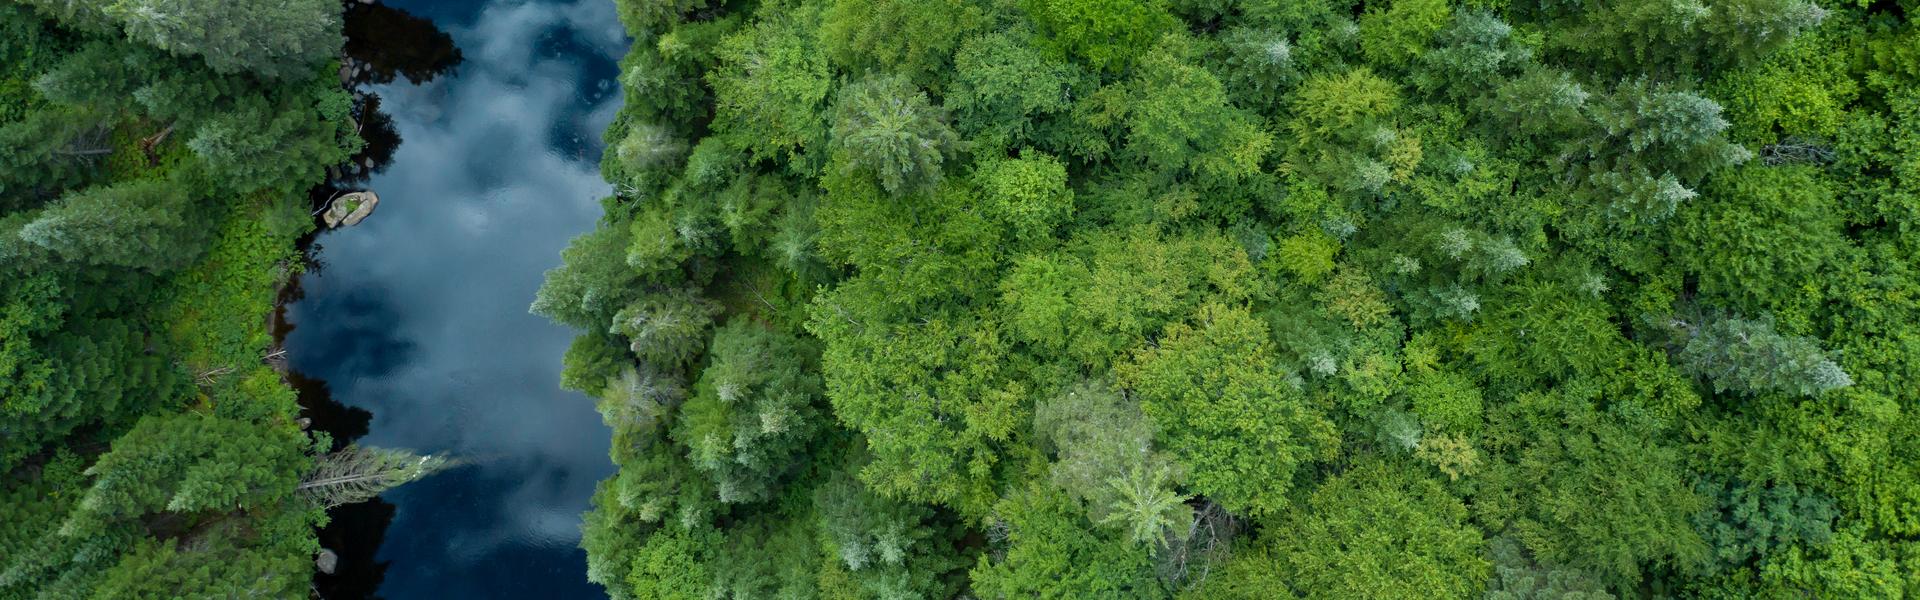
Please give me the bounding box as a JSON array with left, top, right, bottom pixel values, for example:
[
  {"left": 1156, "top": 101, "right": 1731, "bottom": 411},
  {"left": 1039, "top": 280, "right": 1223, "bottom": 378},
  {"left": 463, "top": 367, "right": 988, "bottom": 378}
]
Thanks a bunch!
[
  {"left": 12, "top": 178, "right": 202, "bottom": 273},
  {"left": 673, "top": 322, "right": 822, "bottom": 504},
  {"left": 101, "top": 0, "right": 342, "bottom": 79}
]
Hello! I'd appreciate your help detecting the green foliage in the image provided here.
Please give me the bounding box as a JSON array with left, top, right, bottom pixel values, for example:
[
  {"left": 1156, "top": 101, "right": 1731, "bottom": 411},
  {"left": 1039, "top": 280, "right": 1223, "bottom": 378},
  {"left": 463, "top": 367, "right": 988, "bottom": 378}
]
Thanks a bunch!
[
  {"left": 1119, "top": 37, "right": 1274, "bottom": 189},
  {"left": 1262, "top": 460, "right": 1489, "bottom": 599},
  {"left": 11, "top": 178, "right": 200, "bottom": 272},
  {"left": 1671, "top": 314, "right": 1853, "bottom": 397},
  {"left": 1024, "top": 0, "right": 1175, "bottom": 73},
  {"left": 99, "top": 0, "right": 341, "bottom": 79},
  {"left": 1414, "top": 11, "right": 1532, "bottom": 97},
  {"left": 820, "top": 0, "right": 982, "bottom": 84},
  {"left": 1032, "top": 379, "right": 1179, "bottom": 526},
  {"left": 948, "top": 31, "right": 1088, "bottom": 151},
  {"left": 626, "top": 526, "right": 718, "bottom": 600},
  {"left": 674, "top": 322, "right": 822, "bottom": 504},
  {"left": 1358, "top": 0, "right": 1452, "bottom": 70},
  {"left": 829, "top": 75, "right": 961, "bottom": 195},
  {"left": 613, "top": 0, "right": 711, "bottom": 33},
  {"left": 1405, "top": 368, "right": 1484, "bottom": 433},
  {"left": 161, "top": 195, "right": 307, "bottom": 371},
  {"left": 1120, "top": 303, "right": 1336, "bottom": 517},
  {"left": 1287, "top": 68, "right": 1416, "bottom": 196},
  {"left": 1737, "top": 527, "right": 1915, "bottom": 598},
  {"left": 0, "top": 6, "right": 418, "bottom": 597},
  {"left": 64, "top": 413, "right": 302, "bottom": 529},
  {"left": 1692, "top": 478, "right": 1838, "bottom": 571},
  {"left": 971, "top": 483, "right": 1163, "bottom": 598},
  {"left": 1479, "top": 391, "right": 1711, "bottom": 583},
  {"left": 1482, "top": 537, "right": 1615, "bottom": 600},
  {"left": 533, "top": 222, "right": 647, "bottom": 329},
  {"left": 551, "top": 0, "right": 1920, "bottom": 596},
  {"left": 975, "top": 151, "right": 1073, "bottom": 242},
  {"left": 187, "top": 86, "right": 358, "bottom": 194},
  {"left": 1671, "top": 166, "right": 1844, "bottom": 311},
  {"left": 808, "top": 306, "right": 1021, "bottom": 514},
  {"left": 1002, "top": 226, "right": 1263, "bottom": 368},
  {"left": 611, "top": 289, "right": 720, "bottom": 368},
  {"left": 813, "top": 465, "right": 966, "bottom": 597},
  {"left": 707, "top": 13, "right": 832, "bottom": 166},
  {"left": 1096, "top": 463, "right": 1191, "bottom": 550}
]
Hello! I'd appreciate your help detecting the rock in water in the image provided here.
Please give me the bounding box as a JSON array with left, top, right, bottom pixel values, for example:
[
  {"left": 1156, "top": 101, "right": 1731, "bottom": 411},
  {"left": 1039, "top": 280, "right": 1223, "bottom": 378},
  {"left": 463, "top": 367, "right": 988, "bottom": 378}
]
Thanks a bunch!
[
  {"left": 315, "top": 548, "right": 339, "bottom": 575},
  {"left": 323, "top": 191, "right": 381, "bottom": 228}
]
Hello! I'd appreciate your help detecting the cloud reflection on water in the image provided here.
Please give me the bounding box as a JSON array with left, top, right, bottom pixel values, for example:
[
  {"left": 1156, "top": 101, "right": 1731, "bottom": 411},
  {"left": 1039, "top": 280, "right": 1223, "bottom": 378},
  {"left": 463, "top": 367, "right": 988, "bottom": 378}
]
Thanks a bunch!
[{"left": 285, "top": 0, "right": 624, "bottom": 597}]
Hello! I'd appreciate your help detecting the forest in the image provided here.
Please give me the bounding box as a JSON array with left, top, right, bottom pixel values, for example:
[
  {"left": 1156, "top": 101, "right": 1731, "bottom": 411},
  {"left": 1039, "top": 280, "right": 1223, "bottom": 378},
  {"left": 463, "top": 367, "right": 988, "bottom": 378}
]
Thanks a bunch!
[
  {"left": 0, "top": 1, "right": 445, "bottom": 597},
  {"left": 2, "top": 0, "right": 1918, "bottom": 596},
  {"left": 538, "top": 0, "right": 1920, "bottom": 596}
]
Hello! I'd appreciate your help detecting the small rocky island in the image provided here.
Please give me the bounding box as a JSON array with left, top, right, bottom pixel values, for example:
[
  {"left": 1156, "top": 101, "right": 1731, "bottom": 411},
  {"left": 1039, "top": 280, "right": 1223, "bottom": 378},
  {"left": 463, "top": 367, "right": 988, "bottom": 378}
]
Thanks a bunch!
[{"left": 322, "top": 191, "right": 380, "bottom": 228}]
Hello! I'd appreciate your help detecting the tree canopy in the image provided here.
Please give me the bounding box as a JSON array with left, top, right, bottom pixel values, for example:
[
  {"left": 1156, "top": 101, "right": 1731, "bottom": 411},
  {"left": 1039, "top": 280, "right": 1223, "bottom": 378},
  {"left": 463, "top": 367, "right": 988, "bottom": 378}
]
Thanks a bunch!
[
  {"left": 0, "top": 3, "right": 444, "bottom": 596},
  {"left": 548, "top": 0, "right": 1920, "bottom": 594},
  {"left": 546, "top": 0, "right": 1920, "bottom": 595}
]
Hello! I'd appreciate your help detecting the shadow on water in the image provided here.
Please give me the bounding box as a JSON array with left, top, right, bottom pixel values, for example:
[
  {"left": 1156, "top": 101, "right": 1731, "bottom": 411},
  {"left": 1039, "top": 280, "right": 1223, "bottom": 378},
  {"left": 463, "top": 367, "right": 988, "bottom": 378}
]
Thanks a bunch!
[
  {"left": 343, "top": 3, "right": 465, "bottom": 87},
  {"left": 282, "top": 2, "right": 463, "bottom": 598},
  {"left": 313, "top": 1, "right": 465, "bottom": 200},
  {"left": 277, "top": 258, "right": 397, "bottom": 600}
]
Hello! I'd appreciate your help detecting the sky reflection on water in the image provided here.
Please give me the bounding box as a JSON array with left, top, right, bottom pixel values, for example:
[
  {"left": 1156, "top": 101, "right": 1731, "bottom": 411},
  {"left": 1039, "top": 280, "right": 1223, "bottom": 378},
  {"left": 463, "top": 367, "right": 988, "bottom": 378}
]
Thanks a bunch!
[{"left": 286, "top": 1, "right": 625, "bottom": 596}]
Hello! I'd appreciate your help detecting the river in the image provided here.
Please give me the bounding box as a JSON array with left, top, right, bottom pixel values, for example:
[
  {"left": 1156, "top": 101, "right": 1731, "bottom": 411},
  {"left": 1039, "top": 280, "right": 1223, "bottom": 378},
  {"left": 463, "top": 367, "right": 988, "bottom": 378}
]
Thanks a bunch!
[{"left": 283, "top": 1, "right": 626, "bottom": 597}]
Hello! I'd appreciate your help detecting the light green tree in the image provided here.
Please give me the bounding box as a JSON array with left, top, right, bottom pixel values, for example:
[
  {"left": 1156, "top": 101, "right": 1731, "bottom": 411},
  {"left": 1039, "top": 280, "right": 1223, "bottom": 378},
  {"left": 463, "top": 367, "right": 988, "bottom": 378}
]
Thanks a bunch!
[{"left": 829, "top": 76, "right": 961, "bottom": 196}]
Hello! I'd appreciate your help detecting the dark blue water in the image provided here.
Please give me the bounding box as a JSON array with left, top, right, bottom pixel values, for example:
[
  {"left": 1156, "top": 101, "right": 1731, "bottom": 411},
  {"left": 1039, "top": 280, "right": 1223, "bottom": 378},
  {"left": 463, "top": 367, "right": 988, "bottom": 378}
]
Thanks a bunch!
[{"left": 285, "top": 1, "right": 625, "bottom": 597}]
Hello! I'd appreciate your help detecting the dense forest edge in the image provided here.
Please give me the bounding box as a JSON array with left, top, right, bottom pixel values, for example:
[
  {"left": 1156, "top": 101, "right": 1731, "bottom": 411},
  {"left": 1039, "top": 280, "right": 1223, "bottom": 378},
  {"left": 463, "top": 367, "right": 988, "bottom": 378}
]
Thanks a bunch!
[
  {"left": 0, "top": 1, "right": 452, "bottom": 597},
  {"left": 541, "top": 0, "right": 1920, "bottom": 597}
]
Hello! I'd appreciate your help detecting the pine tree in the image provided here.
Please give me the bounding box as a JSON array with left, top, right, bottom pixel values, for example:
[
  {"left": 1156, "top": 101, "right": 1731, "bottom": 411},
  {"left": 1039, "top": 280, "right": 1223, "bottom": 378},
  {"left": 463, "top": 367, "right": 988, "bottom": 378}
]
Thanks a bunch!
[
  {"left": 610, "top": 290, "right": 720, "bottom": 368},
  {"left": 599, "top": 364, "right": 686, "bottom": 433},
  {"left": 13, "top": 178, "right": 202, "bottom": 273},
  {"left": 1672, "top": 315, "right": 1852, "bottom": 397},
  {"left": 61, "top": 414, "right": 308, "bottom": 537},
  {"left": 1097, "top": 464, "right": 1191, "bottom": 550},
  {"left": 0, "top": 110, "right": 112, "bottom": 200},
  {"left": 531, "top": 223, "right": 645, "bottom": 329},
  {"left": 298, "top": 445, "right": 456, "bottom": 508},
  {"left": 1415, "top": 10, "right": 1530, "bottom": 97},
  {"left": 829, "top": 75, "right": 961, "bottom": 195},
  {"left": 103, "top": 0, "right": 342, "bottom": 79},
  {"left": 672, "top": 322, "right": 821, "bottom": 504},
  {"left": 187, "top": 88, "right": 357, "bottom": 194}
]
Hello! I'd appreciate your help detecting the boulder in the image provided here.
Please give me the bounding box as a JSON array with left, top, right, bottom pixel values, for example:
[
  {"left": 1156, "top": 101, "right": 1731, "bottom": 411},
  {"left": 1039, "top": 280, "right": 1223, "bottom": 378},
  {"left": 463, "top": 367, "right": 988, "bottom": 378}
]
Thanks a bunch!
[
  {"left": 316, "top": 548, "right": 338, "bottom": 575},
  {"left": 322, "top": 191, "right": 380, "bottom": 228}
]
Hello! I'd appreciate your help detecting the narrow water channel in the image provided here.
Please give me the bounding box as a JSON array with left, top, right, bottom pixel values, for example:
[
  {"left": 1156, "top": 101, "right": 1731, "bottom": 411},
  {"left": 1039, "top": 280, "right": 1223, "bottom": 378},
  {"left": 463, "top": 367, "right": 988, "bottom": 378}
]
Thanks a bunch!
[{"left": 284, "top": 1, "right": 626, "bottom": 596}]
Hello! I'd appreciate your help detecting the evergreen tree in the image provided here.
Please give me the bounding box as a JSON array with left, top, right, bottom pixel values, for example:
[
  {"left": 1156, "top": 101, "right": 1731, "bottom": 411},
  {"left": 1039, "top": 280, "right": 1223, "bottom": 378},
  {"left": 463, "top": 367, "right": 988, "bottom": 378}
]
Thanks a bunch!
[
  {"left": 1260, "top": 461, "right": 1489, "bottom": 599},
  {"left": 1670, "top": 314, "right": 1853, "bottom": 397},
  {"left": 532, "top": 223, "right": 646, "bottom": 329},
  {"left": 1119, "top": 303, "right": 1337, "bottom": 517},
  {"left": 102, "top": 0, "right": 341, "bottom": 79},
  {"left": 298, "top": 445, "right": 458, "bottom": 508},
  {"left": 813, "top": 465, "right": 965, "bottom": 597},
  {"left": 673, "top": 322, "right": 822, "bottom": 504},
  {"left": 611, "top": 289, "right": 720, "bottom": 368},
  {"left": 13, "top": 178, "right": 202, "bottom": 273},
  {"left": 829, "top": 75, "right": 961, "bottom": 195}
]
